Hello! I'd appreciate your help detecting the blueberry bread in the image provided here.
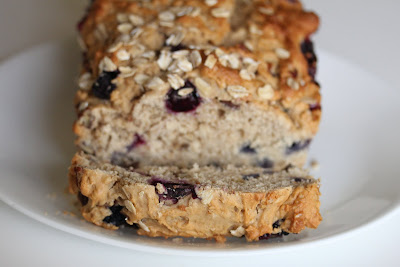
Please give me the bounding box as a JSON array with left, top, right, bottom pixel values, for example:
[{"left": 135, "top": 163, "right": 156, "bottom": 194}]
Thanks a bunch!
[
  {"left": 69, "top": 152, "right": 321, "bottom": 242},
  {"left": 74, "top": 0, "right": 321, "bottom": 170}
]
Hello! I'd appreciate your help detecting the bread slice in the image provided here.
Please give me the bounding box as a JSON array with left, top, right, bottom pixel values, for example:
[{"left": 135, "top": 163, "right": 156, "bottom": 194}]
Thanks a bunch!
[{"left": 69, "top": 152, "right": 321, "bottom": 242}]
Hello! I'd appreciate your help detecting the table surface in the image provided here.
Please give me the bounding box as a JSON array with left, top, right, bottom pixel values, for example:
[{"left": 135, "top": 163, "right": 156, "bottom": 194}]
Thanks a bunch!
[{"left": 1, "top": 1, "right": 399, "bottom": 266}]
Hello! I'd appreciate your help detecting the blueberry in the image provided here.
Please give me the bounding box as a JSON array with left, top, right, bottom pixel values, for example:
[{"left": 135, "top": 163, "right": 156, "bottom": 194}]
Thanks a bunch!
[
  {"left": 92, "top": 70, "right": 120, "bottom": 99},
  {"left": 163, "top": 37, "right": 187, "bottom": 52},
  {"left": 309, "top": 103, "right": 321, "bottom": 111},
  {"left": 259, "top": 231, "right": 289, "bottom": 240},
  {"left": 103, "top": 205, "right": 127, "bottom": 226},
  {"left": 242, "top": 173, "right": 260, "bottom": 180},
  {"left": 165, "top": 81, "right": 201, "bottom": 113},
  {"left": 290, "top": 69, "right": 298, "bottom": 79},
  {"left": 150, "top": 178, "right": 197, "bottom": 204},
  {"left": 259, "top": 233, "right": 272, "bottom": 240},
  {"left": 127, "top": 134, "right": 146, "bottom": 152},
  {"left": 286, "top": 139, "right": 312, "bottom": 155},
  {"left": 272, "top": 219, "right": 285, "bottom": 229},
  {"left": 78, "top": 192, "right": 88, "bottom": 206},
  {"left": 170, "top": 43, "right": 187, "bottom": 52},
  {"left": 292, "top": 177, "right": 311, "bottom": 183},
  {"left": 301, "top": 38, "right": 317, "bottom": 80},
  {"left": 240, "top": 144, "right": 257, "bottom": 154},
  {"left": 258, "top": 158, "right": 274, "bottom": 168}
]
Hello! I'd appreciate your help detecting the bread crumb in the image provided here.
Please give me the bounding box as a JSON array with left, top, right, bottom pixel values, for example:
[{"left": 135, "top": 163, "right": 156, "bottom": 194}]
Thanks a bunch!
[{"left": 63, "top": 211, "right": 76, "bottom": 217}]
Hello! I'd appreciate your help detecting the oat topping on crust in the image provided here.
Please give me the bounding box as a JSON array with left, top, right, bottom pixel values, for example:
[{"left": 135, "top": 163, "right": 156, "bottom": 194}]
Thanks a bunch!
[{"left": 76, "top": 0, "right": 320, "bottom": 115}]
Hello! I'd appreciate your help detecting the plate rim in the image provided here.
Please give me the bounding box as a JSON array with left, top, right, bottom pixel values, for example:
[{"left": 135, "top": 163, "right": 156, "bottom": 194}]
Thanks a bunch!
[{"left": 1, "top": 191, "right": 399, "bottom": 256}]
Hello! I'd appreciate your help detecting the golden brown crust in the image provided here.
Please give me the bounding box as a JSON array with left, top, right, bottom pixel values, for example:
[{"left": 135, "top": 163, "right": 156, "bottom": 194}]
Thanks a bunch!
[
  {"left": 77, "top": 0, "right": 320, "bottom": 112},
  {"left": 69, "top": 152, "right": 322, "bottom": 242}
]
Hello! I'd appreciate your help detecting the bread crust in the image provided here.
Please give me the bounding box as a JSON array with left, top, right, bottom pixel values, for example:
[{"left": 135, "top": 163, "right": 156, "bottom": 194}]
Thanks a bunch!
[{"left": 77, "top": 0, "right": 320, "bottom": 108}]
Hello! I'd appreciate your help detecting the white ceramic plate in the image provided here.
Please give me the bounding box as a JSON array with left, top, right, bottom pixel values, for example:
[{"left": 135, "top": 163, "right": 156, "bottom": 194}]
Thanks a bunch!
[{"left": 0, "top": 40, "right": 399, "bottom": 256}]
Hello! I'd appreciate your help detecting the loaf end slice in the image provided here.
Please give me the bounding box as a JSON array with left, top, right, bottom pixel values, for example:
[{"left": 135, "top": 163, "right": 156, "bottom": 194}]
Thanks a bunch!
[
  {"left": 74, "top": 0, "right": 321, "bottom": 170},
  {"left": 69, "top": 152, "right": 322, "bottom": 242}
]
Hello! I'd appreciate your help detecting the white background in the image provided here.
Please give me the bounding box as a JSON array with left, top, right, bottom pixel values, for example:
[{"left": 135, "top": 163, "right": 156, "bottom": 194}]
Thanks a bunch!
[{"left": 0, "top": 0, "right": 399, "bottom": 266}]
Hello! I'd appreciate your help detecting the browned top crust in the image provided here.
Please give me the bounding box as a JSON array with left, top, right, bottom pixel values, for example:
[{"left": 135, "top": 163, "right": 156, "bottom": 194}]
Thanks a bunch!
[{"left": 76, "top": 0, "right": 321, "bottom": 135}]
